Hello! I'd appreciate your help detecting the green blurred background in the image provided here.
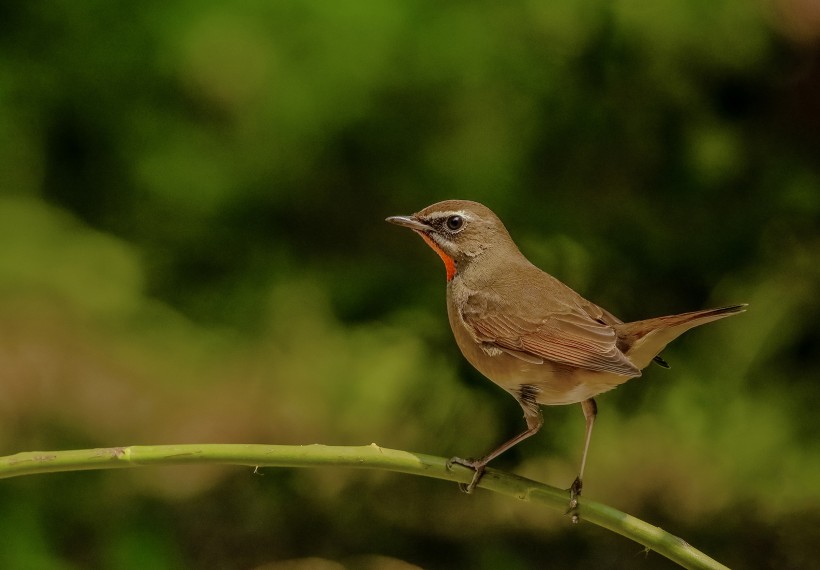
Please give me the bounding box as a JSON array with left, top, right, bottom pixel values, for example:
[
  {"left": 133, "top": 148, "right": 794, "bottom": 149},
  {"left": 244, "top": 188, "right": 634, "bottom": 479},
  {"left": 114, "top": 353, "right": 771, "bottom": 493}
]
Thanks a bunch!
[{"left": 1, "top": 1, "right": 819, "bottom": 568}]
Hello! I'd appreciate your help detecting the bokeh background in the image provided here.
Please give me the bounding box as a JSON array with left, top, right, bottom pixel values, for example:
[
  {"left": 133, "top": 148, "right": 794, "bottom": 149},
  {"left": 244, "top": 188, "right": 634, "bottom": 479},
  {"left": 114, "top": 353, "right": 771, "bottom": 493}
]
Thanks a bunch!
[{"left": 2, "top": 1, "right": 819, "bottom": 568}]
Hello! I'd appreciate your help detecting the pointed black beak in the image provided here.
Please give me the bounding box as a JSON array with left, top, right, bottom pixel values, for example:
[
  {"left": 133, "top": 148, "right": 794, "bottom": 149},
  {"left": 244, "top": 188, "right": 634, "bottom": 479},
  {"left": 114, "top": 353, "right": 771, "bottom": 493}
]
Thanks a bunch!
[{"left": 386, "top": 215, "right": 430, "bottom": 231}]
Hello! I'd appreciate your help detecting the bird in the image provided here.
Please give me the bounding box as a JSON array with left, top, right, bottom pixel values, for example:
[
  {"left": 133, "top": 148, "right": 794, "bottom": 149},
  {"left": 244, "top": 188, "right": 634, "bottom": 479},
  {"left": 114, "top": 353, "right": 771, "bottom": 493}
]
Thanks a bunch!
[{"left": 386, "top": 199, "right": 745, "bottom": 521}]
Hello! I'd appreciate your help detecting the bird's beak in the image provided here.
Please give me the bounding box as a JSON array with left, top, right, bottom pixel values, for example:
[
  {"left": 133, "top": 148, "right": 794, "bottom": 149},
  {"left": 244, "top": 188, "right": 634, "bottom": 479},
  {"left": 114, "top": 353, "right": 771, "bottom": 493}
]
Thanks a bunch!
[{"left": 385, "top": 215, "right": 430, "bottom": 231}]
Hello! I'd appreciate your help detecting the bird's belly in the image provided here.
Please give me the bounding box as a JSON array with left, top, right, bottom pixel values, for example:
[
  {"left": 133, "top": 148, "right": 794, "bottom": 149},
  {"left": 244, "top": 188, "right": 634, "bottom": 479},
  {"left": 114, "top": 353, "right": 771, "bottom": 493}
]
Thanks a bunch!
[{"left": 465, "top": 348, "right": 627, "bottom": 405}]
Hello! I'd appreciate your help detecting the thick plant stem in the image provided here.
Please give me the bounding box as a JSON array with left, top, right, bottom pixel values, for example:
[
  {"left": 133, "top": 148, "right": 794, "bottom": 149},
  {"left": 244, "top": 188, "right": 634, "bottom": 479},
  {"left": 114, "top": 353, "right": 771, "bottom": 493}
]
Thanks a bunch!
[{"left": 0, "top": 444, "right": 727, "bottom": 570}]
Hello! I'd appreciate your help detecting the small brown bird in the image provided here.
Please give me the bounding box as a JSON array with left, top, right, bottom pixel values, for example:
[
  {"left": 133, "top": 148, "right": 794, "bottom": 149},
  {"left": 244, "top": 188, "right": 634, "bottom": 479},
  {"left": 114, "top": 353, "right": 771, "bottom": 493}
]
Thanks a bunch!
[{"left": 387, "top": 199, "right": 745, "bottom": 520}]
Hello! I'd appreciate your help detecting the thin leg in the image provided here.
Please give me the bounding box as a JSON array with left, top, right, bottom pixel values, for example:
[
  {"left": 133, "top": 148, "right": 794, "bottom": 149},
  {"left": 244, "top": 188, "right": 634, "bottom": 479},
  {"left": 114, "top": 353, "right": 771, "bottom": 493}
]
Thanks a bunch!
[
  {"left": 568, "top": 397, "right": 597, "bottom": 523},
  {"left": 578, "top": 397, "right": 597, "bottom": 483},
  {"left": 448, "top": 401, "right": 544, "bottom": 494}
]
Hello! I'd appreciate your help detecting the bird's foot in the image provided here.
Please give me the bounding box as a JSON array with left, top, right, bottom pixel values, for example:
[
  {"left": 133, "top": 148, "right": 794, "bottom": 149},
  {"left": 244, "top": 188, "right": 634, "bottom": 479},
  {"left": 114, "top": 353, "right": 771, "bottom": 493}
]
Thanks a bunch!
[
  {"left": 565, "top": 476, "right": 583, "bottom": 524},
  {"left": 446, "top": 456, "right": 486, "bottom": 494}
]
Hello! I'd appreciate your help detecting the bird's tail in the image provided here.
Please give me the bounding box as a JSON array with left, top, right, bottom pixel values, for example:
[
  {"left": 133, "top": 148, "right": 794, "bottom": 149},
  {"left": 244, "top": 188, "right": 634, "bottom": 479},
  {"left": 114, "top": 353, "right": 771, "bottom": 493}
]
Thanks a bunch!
[{"left": 616, "top": 304, "right": 747, "bottom": 370}]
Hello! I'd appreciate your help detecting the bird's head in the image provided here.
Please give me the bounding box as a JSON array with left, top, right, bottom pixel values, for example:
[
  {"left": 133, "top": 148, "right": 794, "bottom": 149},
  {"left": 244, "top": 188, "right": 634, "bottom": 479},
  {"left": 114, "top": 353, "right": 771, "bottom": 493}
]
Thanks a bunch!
[{"left": 386, "top": 199, "right": 516, "bottom": 281}]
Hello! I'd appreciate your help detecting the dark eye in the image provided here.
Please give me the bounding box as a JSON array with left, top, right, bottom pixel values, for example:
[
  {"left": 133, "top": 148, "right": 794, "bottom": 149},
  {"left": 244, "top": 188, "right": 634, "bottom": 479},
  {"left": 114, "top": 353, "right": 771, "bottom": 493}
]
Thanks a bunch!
[{"left": 446, "top": 215, "right": 464, "bottom": 231}]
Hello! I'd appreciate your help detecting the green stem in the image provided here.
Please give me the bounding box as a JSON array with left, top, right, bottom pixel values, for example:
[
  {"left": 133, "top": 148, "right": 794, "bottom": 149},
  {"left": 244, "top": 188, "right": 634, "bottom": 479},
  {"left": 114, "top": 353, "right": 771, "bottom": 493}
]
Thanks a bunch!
[{"left": 0, "top": 444, "right": 727, "bottom": 570}]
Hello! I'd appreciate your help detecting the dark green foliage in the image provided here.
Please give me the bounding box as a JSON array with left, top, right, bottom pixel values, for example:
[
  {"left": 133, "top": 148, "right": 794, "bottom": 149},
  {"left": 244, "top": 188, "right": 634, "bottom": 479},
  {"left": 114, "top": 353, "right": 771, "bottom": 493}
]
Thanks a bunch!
[{"left": 1, "top": 1, "right": 819, "bottom": 568}]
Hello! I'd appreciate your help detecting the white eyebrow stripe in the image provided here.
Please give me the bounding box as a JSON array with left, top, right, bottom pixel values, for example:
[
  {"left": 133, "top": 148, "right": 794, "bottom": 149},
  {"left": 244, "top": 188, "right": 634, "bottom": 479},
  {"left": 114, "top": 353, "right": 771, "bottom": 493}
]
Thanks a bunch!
[{"left": 426, "top": 210, "right": 472, "bottom": 221}]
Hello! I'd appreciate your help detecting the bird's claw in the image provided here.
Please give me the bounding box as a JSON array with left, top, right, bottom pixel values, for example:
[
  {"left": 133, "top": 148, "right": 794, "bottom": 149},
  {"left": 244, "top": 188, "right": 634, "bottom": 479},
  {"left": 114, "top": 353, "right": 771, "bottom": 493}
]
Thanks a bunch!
[
  {"left": 565, "top": 476, "right": 583, "bottom": 524},
  {"left": 446, "top": 456, "right": 486, "bottom": 494}
]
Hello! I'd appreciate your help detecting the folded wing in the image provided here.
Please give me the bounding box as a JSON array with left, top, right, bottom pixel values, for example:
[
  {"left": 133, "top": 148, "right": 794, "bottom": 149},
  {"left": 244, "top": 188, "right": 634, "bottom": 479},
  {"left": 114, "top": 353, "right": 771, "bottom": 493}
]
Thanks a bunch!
[{"left": 463, "top": 305, "right": 641, "bottom": 377}]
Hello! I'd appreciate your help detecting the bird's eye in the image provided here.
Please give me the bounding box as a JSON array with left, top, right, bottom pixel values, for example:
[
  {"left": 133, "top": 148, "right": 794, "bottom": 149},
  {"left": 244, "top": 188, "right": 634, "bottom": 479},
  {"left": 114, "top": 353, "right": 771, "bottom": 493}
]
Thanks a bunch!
[{"left": 446, "top": 215, "right": 464, "bottom": 231}]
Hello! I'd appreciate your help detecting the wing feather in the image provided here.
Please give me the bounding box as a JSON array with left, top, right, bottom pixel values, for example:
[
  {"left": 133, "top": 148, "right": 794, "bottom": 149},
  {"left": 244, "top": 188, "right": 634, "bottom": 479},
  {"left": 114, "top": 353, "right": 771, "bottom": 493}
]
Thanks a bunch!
[{"left": 465, "top": 308, "right": 640, "bottom": 377}]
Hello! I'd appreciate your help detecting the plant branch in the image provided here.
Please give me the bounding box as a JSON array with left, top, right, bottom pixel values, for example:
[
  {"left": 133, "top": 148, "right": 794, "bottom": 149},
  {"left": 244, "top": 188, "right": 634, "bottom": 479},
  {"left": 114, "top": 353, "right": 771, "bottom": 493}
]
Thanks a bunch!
[{"left": 0, "top": 443, "right": 727, "bottom": 570}]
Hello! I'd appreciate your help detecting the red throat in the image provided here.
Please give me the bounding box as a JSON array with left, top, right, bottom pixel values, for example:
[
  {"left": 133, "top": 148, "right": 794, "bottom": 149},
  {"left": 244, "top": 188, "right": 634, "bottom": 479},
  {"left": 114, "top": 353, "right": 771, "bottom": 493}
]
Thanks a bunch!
[{"left": 416, "top": 231, "right": 456, "bottom": 281}]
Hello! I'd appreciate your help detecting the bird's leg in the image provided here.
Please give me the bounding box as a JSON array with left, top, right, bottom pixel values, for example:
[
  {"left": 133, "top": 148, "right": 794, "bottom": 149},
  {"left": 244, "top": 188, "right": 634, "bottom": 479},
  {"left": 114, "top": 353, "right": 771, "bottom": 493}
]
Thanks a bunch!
[
  {"left": 567, "top": 397, "right": 597, "bottom": 523},
  {"left": 448, "top": 394, "right": 544, "bottom": 494}
]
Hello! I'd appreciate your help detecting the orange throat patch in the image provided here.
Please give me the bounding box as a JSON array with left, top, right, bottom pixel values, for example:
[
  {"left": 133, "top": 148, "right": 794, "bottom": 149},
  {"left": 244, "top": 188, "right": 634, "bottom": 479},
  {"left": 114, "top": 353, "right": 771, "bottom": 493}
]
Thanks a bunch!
[{"left": 416, "top": 231, "right": 457, "bottom": 281}]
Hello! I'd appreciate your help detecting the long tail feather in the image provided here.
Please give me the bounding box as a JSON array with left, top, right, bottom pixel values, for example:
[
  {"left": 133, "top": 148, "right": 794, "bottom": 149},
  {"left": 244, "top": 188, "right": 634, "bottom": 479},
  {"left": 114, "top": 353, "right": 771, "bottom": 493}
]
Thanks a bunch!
[{"left": 617, "top": 304, "right": 747, "bottom": 370}]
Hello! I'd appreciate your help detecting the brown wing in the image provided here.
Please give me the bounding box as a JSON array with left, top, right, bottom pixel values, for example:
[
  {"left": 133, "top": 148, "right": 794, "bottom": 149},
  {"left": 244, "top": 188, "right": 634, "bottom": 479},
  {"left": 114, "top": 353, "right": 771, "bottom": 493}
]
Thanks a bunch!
[{"left": 463, "top": 306, "right": 641, "bottom": 377}]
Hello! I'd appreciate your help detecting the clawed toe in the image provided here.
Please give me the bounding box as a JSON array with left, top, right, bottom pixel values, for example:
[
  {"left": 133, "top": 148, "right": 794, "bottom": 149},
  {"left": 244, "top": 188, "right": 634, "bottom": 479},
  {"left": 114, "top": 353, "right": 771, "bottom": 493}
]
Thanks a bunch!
[
  {"left": 456, "top": 482, "right": 473, "bottom": 494},
  {"left": 447, "top": 456, "right": 486, "bottom": 493},
  {"left": 566, "top": 476, "right": 583, "bottom": 523},
  {"left": 446, "top": 456, "right": 476, "bottom": 470}
]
